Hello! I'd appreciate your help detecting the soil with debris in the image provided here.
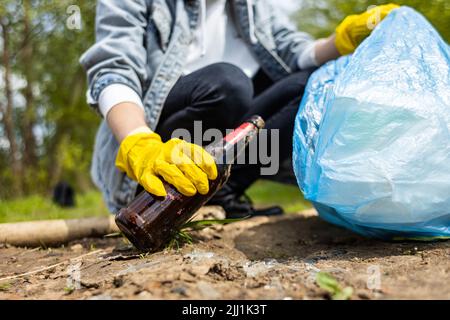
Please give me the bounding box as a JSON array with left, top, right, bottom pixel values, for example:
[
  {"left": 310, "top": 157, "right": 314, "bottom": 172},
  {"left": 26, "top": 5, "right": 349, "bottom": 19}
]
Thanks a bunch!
[{"left": 0, "top": 210, "right": 449, "bottom": 300}]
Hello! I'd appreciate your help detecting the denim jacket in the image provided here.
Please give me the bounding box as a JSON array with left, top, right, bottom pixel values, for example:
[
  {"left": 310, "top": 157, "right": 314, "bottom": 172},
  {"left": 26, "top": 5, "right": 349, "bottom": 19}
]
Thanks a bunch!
[{"left": 80, "top": 0, "right": 315, "bottom": 213}]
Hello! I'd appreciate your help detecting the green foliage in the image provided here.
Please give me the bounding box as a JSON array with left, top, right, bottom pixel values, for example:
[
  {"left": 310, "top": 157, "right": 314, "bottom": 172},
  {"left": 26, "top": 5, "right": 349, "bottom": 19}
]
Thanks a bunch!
[
  {"left": 0, "top": 282, "right": 12, "bottom": 292},
  {"left": 316, "top": 272, "right": 353, "bottom": 300},
  {"left": 166, "top": 230, "right": 194, "bottom": 251},
  {"left": 63, "top": 286, "right": 75, "bottom": 295},
  {"left": 167, "top": 217, "right": 244, "bottom": 250},
  {"left": 247, "top": 181, "right": 312, "bottom": 213},
  {"left": 182, "top": 217, "right": 244, "bottom": 230},
  {"left": 294, "top": 0, "right": 450, "bottom": 42}
]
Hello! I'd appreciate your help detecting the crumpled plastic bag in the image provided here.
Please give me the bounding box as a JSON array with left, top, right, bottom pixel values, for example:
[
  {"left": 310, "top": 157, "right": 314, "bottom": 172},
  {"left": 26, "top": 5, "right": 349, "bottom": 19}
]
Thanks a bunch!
[{"left": 293, "top": 7, "right": 450, "bottom": 240}]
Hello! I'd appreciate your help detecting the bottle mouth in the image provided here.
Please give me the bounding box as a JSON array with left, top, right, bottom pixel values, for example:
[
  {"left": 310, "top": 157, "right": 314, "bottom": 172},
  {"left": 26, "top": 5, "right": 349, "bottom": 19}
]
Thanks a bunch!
[{"left": 246, "top": 115, "right": 265, "bottom": 130}]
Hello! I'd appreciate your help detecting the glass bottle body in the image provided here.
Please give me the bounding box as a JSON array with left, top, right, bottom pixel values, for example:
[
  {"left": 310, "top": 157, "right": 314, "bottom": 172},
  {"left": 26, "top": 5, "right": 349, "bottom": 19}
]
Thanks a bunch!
[{"left": 115, "top": 116, "right": 264, "bottom": 251}]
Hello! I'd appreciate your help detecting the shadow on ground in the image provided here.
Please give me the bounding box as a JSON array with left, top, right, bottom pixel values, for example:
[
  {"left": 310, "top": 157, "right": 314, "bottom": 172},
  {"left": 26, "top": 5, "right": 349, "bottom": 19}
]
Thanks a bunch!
[{"left": 234, "top": 214, "right": 446, "bottom": 262}]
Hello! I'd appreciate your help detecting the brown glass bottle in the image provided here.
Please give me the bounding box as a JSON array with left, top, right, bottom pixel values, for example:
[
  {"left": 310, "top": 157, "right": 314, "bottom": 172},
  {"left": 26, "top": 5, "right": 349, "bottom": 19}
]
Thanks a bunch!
[{"left": 115, "top": 116, "right": 265, "bottom": 251}]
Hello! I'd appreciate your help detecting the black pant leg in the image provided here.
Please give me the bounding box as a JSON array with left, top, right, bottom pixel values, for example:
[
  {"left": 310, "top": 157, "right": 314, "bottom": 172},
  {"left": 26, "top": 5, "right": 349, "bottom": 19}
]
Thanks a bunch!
[
  {"left": 228, "top": 100, "right": 301, "bottom": 193},
  {"left": 156, "top": 63, "right": 254, "bottom": 142},
  {"left": 228, "top": 69, "right": 314, "bottom": 194},
  {"left": 242, "top": 68, "right": 313, "bottom": 122}
]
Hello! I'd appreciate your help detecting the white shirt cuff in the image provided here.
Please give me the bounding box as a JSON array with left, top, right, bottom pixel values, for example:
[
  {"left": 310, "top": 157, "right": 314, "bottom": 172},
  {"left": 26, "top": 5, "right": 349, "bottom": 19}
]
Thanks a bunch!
[
  {"left": 98, "top": 84, "right": 144, "bottom": 117},
  {"left": 297, "top": 40, "right": 320, "bottom": 70}
]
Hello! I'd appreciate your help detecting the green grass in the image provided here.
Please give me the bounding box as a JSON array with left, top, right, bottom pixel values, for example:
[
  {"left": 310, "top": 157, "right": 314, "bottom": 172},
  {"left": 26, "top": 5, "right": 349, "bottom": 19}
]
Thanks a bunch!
[
  {"left": 0, "top": 181, "right": 311, "bottom": 223},
  {"left": 0, "top": 191, "right": 109, "bottom": 223},
  {"left": 247, "top": 180, "right": 312, "bottom": 213}
]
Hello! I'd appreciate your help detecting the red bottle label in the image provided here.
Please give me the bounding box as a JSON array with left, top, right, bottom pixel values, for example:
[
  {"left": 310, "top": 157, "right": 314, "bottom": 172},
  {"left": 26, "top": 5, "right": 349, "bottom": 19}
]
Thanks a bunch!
[{"left": 223, "top": 122, "right": 255, "bottom": 145}]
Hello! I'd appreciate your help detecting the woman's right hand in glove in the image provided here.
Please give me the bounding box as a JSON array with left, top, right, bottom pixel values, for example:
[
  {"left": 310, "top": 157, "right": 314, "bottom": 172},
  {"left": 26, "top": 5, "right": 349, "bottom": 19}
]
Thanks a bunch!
[{"left": 115, "top": 130, "right": 218, "bottom": 197}]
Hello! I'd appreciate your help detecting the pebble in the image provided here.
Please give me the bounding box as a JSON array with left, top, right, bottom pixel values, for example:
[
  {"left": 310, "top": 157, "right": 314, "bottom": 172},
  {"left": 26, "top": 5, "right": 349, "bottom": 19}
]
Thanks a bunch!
[
  {"left": 136, "top": 291, "right": 153, "bottom": 299},
  {"left": 88, "top": 294, "right": 112, "bottom": 300},
  {"left": 70, "top": 244, "right": 83, "bottom": 252},
  {"left": 197, "top": 281, "right": 220, "bottom": 299},
  {"left": 186, "top": 264, "right": 212, "bottom": 277},
  {"left": 170, "top": 286, "right": 188, "bottom": 296}
]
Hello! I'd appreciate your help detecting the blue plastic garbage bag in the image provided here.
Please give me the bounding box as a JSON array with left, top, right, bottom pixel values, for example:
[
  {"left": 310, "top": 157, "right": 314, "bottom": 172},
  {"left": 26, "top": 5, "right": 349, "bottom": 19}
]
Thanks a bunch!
[{"left": 293, "top": 7, "right": 450, "bottom": 240}]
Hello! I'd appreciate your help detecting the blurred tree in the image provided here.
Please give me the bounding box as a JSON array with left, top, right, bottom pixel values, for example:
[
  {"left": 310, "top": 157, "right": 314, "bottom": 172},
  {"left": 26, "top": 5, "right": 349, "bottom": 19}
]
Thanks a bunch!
[
  {"left": 293, "top": 0, "right": 450, "bottom": 42},
  {"left": 0, "top": 1, "right": 97, "bottom": 198},
  {"left": 20, "top": 0, "right": 38, "bottom": 170},
  {"left": 0, "top": 2, "right": 24, "bottom": 196}
]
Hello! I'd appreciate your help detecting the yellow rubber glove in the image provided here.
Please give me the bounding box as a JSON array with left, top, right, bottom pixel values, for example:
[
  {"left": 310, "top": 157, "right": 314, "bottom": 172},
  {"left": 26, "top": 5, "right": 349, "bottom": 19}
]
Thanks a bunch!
[
  {"left": 335, "top": 3, "right": 400, "bottom": 55},
  {"left": 116, "top": 132, "right": 218, "bottom": 197}
]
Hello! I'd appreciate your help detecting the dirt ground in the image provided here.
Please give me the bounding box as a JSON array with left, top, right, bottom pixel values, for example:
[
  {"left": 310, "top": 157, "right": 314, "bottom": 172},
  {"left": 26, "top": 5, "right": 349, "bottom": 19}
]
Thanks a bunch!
[{"left": 0, "top": 209, "right": 449, "bottom": 300}]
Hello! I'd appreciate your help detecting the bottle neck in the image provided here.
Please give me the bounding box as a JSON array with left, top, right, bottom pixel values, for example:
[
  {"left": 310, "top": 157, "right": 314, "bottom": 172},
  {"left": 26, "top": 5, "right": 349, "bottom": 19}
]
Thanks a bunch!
[{"left": 205, "top": 116, "right": 264, "bottom": 166}]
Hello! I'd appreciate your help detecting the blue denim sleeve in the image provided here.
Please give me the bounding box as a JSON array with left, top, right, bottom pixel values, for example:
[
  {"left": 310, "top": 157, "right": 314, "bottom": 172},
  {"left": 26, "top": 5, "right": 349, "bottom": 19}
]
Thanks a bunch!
[
  {"left": 269, "top": 1, "right": 316, "bottom": 72},
  {"left": 79, "top": 0, "right": 150, "bottom": 114}
]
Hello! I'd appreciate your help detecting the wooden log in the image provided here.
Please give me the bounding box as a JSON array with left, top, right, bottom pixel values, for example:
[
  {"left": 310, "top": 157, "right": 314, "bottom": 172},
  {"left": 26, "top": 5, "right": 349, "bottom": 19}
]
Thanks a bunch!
[
  {"left": 0, "top": 216, "right": 119, "bottom": 248},
  {"left": 0, "top": 206, "right": 226, "bottom": 248}
]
